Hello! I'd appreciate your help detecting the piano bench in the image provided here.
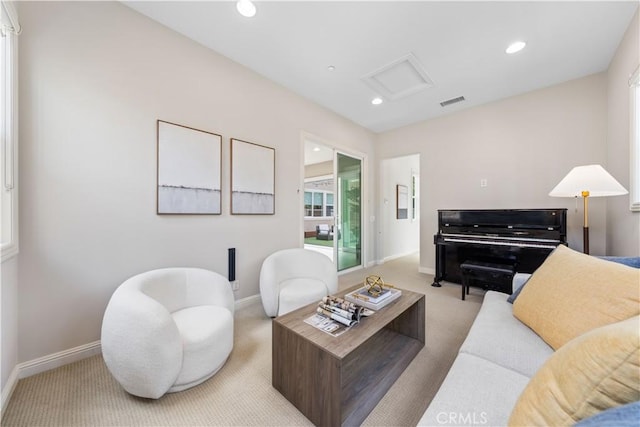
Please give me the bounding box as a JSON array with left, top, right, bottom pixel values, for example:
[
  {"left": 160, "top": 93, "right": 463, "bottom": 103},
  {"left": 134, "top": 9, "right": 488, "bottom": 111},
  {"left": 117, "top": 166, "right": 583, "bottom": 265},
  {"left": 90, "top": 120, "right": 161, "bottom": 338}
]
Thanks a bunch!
[{"left": 459, "top": 261, "right": 516, "bottom": 300}]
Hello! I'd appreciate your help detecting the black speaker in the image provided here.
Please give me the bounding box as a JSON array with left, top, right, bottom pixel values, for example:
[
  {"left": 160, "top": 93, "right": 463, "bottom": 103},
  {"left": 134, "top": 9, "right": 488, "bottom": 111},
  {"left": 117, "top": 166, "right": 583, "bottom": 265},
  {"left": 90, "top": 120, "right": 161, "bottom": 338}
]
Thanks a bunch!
[{"left": 228, "top": 248, "right": 236, "bottom": 282}]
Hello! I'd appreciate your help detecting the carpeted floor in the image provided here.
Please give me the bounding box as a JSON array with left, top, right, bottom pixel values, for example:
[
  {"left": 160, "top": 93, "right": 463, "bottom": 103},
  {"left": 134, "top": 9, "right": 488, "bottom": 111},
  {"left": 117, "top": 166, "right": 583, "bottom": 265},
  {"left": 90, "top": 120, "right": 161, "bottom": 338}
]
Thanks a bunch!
[{"left": 1, "top": 253, "right": 484, "bottom": 426}]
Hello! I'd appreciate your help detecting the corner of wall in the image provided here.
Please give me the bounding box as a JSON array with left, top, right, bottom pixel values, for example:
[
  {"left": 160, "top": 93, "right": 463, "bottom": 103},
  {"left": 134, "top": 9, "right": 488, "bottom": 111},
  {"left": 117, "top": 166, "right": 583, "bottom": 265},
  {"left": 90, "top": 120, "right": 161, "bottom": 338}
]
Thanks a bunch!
[{"left": 1, "top": 366, "right": 19, "bottom": 414}]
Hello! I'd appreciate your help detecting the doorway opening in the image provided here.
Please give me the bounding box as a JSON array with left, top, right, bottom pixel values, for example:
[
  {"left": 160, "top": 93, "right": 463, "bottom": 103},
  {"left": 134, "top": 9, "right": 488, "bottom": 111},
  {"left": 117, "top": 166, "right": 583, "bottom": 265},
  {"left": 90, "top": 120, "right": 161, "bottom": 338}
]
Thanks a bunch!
[
  {"left": 303, "top": 137, "right": 363, "bottom": 271},
  {"left": 380, "top": 154, "right": 420, "bottom": 262}
]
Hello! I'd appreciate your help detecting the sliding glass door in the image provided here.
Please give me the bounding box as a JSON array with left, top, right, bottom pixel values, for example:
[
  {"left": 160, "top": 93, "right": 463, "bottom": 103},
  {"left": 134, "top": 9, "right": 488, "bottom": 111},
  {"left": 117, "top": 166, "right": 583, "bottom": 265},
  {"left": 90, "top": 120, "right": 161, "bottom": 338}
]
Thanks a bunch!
[{"left": 336, "top": 152, "right": 362, "bottom": 271}]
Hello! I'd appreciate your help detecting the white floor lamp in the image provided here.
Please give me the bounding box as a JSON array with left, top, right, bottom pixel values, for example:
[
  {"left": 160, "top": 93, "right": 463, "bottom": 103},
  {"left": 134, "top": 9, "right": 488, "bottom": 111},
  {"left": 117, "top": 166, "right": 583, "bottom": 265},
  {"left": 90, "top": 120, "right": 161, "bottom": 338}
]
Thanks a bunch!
[{"left": 549, "top": 164, "right": 628, "bottom": 254}]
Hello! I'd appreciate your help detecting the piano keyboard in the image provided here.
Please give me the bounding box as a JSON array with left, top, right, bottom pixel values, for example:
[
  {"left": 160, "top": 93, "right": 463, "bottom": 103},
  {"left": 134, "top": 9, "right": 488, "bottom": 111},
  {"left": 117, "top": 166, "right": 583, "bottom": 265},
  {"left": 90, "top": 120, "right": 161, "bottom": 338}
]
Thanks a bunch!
[
  {"left": 442, "top": 232, "right": 560, "bottom": 243},
  {"left": 443, "top": 237, "right": 558, "bottom": 249}
]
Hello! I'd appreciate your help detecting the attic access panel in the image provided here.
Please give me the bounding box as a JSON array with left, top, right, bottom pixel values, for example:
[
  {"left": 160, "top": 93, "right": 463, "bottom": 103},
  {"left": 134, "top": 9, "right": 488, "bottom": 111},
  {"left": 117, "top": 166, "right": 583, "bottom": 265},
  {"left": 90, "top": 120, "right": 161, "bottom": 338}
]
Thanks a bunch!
[{"left": 362, "top": 53, "right": 434, "bottom": 101}]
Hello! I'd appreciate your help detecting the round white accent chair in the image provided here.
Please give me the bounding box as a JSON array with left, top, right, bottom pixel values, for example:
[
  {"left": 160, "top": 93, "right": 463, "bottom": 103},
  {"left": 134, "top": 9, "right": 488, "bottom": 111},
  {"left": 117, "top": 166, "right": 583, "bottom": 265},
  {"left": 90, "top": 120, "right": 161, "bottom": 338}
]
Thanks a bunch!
[
  {"left": 260, "top": 248, "right": 338, "bottom": 317},
  {"left": 101, "top": 268, "right": 234, "bottom": 399}
]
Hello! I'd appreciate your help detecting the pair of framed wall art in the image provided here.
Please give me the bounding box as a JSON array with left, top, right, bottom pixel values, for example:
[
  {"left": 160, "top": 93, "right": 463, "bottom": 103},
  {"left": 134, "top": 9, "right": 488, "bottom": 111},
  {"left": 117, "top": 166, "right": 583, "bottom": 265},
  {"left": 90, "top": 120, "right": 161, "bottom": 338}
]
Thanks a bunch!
[{"left": 156, "top": 120, "right": 275, "bottom": 215}]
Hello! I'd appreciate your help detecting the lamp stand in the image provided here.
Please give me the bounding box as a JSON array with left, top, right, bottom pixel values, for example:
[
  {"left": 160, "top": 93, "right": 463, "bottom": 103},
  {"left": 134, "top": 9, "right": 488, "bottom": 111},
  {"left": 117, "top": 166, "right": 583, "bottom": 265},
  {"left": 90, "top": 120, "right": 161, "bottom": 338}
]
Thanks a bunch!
[
  {"left": 582, "top": 191, "right": 589, "bottom": 254},
  {"left": 549, "top": 165, "right": 628, "bottom": 255}
]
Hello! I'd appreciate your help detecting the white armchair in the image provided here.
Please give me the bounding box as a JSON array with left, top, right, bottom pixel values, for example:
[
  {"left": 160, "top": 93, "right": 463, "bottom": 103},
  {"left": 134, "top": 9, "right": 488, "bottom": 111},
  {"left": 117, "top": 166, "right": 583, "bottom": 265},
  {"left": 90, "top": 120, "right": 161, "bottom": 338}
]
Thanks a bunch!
[
  {"left": 259, "top": 248, "right": 338, "bottom": 317},
  {"left": 101, "top": 268, "right": 234, "bottom": 399}
]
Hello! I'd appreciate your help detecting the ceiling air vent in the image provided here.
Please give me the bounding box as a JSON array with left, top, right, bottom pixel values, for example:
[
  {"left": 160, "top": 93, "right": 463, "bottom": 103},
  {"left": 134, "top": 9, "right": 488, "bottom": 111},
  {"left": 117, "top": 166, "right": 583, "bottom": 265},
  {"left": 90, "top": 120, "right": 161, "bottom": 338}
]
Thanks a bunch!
[{"left": 440, "top": 96, "right": 465, "bottom": 107}]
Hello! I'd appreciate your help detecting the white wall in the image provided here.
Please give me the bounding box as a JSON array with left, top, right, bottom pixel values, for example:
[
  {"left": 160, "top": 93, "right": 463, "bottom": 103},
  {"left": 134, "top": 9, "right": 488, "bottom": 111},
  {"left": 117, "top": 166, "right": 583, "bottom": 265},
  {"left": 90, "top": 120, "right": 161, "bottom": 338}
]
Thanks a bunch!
[
  {"left": 377, "top": 73, "right": 609, "bottom": 273},
  {"left": 380, "top": 155, "right": 419, "bottom": 261},
  {"left": 16, "top": 1, "right": 375, "bottom": 363},
  {"left": 607, "top": 10, "right": 640, "bottom": 257},
  {"left": 1, "top": 256, "right": 18, "bottom": 399}
]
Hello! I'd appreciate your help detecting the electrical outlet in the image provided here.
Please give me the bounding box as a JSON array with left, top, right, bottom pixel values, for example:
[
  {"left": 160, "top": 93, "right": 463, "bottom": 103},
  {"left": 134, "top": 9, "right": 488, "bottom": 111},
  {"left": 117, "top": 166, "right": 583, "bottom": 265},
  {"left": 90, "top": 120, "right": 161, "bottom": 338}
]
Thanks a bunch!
[
  {"left": 480, "top": 179, "right": 488, "bottom": 188},
  {"left": 231, "top": 280, "right": 239, "bottom": 291}
]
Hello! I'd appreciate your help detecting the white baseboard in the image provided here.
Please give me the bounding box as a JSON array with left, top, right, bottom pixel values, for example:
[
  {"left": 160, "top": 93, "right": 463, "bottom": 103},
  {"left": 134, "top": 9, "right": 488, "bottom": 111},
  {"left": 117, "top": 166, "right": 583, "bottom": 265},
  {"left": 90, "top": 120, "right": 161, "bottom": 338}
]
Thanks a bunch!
[
  {"left": 419, "top": 266, "right": 435, "bottom": 275},
  {"left": 18, "top": 340, "right": 102, "bottom": 380},
  {"left": 383, "top": 250, "right": 418, "bottom": 263},
  {"left": 235, "top": 294, "right": 261, "bottom": 311},
  {"left": 1, "top": 340, "right": 102, "bottom": 412},
  {"left": 1, "top": 365, "right": 19, "bottom": 414}
]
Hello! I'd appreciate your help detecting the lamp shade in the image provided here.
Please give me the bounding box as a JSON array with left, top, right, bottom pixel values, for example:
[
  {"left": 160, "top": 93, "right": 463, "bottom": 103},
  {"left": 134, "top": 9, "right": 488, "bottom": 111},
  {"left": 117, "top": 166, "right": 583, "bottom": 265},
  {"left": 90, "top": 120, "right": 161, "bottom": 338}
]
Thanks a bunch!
[{"left": 549, "top": 165, "right": 628, "bottom": 198}]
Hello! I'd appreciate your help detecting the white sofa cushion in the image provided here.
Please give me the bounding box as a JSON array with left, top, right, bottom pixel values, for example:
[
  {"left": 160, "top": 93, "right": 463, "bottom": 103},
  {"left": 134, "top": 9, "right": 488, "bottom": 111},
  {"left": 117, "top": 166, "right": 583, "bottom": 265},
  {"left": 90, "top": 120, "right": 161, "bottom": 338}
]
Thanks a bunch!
[
  {"left": 418, "top": 353, "right": 531, "bottom": 426},
  {"left": 459, "top": 291, "right": 553, "bottom": 377},
  {"left": 171, "top": 305, "right": 234, "bottom": 391},
  {"left": 260, "top": 248, "right": 338, "bottom": 317}
]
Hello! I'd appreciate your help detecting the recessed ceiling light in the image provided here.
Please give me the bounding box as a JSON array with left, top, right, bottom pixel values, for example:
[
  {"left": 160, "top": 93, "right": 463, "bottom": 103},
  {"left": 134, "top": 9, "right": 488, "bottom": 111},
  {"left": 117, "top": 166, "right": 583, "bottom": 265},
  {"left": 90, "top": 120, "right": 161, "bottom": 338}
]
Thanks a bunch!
[
  {"left": 371, "top": 97, "right": 383, "bottom": 105},
  {"left": 506, "top": 41, "right": 526, "bottom": 54},
  {"left": 236, "top": 0, "right": 256, "bottom": 18},
  {"left": 327, "top": 65, "right": 335, "bottom": 71},
  {"left": 313, "top": 147, "right": 320, "bottom": 152}
]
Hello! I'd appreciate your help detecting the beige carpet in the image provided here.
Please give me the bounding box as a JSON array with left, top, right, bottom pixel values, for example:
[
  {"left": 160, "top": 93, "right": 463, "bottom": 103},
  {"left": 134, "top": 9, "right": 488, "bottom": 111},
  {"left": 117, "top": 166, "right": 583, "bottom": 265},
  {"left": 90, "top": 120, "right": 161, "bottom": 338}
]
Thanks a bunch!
[{"left": 2, "top": 254, "right": 483, "bottom": 426}]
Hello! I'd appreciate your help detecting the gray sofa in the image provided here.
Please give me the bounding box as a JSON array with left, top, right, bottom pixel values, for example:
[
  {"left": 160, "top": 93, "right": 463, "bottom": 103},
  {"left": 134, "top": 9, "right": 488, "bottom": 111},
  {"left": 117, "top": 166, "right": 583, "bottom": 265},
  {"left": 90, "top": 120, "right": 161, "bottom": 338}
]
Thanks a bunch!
[
  {"left": 418, "top": 273, "right": 552, "bottom": 426},
  {"left": 419, "top": 256, "right": 640, "bottom": 426}
]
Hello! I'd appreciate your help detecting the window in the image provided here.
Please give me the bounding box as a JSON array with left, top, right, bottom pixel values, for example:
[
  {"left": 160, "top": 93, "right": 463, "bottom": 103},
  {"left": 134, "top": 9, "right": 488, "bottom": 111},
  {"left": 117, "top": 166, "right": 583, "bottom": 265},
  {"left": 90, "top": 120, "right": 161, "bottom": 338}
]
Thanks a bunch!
[
  {"left": 630, "top": 65, "right": 640, "bottom": 212},
  {"left": 411, "top": 173, "right": 419, "bottom": 221},
  {"left": 304, "top": 190, "right": 333, "bottom": 218},
  {"left": 313, "top": 192, "right": 323, "bottom": 216},
  {"left": 1, "top": 1, "right": 19, "bottom": 262},
  {"left": 325, "top": 193, "right": 333, "bottom": 217},
  {"left": 304, "top": 191, "right": 311, "bottom": 216}
]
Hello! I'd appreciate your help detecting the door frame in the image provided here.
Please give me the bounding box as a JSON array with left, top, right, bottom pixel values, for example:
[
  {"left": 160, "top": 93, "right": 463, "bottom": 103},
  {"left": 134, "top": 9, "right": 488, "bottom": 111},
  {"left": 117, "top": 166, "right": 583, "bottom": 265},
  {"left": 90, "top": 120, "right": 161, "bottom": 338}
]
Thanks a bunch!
[{"left": 300, "top": 131, "right": 368, "bottom": 273}]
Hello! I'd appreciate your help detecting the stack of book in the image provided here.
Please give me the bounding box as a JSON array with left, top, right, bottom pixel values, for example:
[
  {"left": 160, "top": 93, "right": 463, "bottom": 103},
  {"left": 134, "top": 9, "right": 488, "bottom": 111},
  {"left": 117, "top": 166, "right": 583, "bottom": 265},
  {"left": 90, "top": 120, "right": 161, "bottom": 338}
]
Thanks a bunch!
[{"left": 345, "top": 286, "right": 402, "bottom": 310}]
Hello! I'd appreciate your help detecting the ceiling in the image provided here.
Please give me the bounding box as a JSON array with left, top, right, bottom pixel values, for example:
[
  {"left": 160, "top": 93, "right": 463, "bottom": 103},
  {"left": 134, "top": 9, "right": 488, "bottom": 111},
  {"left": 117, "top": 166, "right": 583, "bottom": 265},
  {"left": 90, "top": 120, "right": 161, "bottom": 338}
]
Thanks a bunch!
[
  {"left": 124, "top": 1, "right": 638, "bottom": 134},
  {"left": 304, "top": 140, "right": 334, "bottom": 166}
]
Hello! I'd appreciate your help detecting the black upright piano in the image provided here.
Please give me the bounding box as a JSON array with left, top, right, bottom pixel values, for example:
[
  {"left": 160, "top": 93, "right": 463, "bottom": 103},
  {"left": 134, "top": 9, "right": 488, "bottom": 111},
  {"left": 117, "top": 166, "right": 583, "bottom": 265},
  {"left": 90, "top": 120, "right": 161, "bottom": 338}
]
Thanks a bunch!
[{"left": 432, "top": 208, "right": 567, "bottom": 287}]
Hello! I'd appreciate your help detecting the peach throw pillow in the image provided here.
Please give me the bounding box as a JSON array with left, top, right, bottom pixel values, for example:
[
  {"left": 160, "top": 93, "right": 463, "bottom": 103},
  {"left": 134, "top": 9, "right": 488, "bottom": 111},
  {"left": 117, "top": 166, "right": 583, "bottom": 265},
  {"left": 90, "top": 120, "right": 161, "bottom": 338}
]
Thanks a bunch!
[
  {"left": 513, "top": 244, "right": 639, "bottom": 350},
  {"left": 509, "top": 316, "right": 640, "bottom": 426}
]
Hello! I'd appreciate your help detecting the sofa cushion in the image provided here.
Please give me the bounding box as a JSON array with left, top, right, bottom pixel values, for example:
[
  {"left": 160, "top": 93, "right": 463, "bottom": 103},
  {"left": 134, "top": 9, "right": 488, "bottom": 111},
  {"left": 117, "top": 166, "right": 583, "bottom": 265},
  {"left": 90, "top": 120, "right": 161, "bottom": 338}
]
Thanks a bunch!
[
  {"left": 278, "top": 278, "right": 328, "bottom": 316},
  {"left": 513, "top": 244, "right": 639, "bottom": 350},
  {"left": 459, "top": 291, "right": 553, "bottom": 377},
  {"left": 508, "top": 316, "right": 640, "bottom": 426},
  {"left": 418, "top": 353, "right": 530, "bottom": 426},
  {"left": 171, "top": 305, "right": 234, "bottom": 389}
]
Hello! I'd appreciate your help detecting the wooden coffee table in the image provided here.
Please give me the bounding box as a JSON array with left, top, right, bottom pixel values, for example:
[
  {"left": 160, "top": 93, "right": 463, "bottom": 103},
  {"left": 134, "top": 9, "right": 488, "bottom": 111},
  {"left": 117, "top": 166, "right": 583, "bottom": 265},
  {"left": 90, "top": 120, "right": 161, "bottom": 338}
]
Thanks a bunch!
[{"left": 272, "top": 285, "right": 425, "bottom": 426}]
